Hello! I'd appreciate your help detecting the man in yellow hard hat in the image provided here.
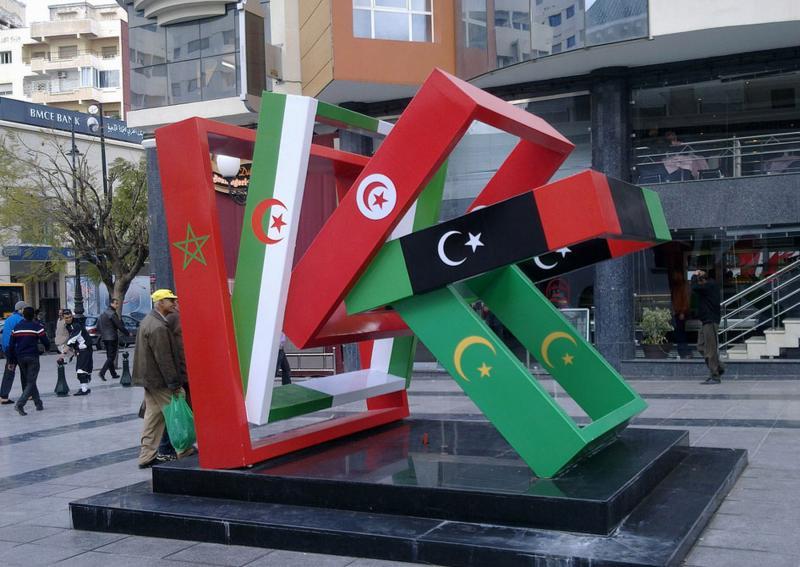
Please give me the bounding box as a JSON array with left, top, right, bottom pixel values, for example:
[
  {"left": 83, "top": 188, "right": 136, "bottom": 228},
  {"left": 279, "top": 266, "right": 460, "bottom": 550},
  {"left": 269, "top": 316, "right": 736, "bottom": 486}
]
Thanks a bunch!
[{"left": 132, "top": 289, "right": 192, "bottom": 468}]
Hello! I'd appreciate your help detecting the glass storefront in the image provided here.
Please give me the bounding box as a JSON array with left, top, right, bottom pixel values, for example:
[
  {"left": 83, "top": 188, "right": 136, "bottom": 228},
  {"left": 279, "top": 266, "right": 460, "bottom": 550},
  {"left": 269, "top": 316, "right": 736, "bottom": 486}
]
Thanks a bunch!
[
  {"left": 631, "top": 68, "right": 800, "bottom": 184},
  {"left": 128, "top": 4, "right": 240, "bottom": 110},
  {"left": 633, "top": 226, "right": 800, "bottom": 349},
  {"left": 440, "top": 93, "right": 591, "bottom": 220}
]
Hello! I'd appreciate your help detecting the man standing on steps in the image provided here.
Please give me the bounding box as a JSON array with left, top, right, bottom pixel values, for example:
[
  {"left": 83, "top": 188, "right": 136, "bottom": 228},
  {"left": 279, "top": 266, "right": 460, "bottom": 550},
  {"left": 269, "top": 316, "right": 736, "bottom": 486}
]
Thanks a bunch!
[
  {"left": 97, "top": 298, "right": 130, "bottom": 381},
  {"left": 133, "top": 289, "right": 192, "bottom": 468},
  {"left": 692, "top": 269, "right": 725, "bottom": 384}
]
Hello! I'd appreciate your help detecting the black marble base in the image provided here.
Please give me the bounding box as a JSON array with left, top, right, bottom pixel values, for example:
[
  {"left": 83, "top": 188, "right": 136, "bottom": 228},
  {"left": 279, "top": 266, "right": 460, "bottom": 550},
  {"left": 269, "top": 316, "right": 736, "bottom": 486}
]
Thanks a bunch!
[
  {"left": 153, "top": 421, "right": 688, "bottom": 535},
  {"left": 70, "top": 421, "right": 747, "bottom": 567}
]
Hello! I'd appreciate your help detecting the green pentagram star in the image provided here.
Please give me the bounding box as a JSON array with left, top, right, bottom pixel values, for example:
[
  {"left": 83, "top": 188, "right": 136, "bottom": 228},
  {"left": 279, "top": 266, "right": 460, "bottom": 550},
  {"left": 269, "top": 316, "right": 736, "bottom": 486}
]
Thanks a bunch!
[{"left": 173, "top": 223, "right": 210, "bottom": 270}]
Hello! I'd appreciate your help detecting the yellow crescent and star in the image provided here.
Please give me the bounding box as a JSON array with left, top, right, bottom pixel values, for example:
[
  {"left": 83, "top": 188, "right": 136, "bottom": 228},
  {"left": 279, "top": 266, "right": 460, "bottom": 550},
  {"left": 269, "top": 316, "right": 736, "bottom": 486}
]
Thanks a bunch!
[
  {"left": 172, "top": 223, "right": 210, "bottom": 270},
  {"left": 453, "top": 335, "right": 497, "bottom": 382},
  {"left": 540, "top": 331, "right": 578, "bottom": 368}
]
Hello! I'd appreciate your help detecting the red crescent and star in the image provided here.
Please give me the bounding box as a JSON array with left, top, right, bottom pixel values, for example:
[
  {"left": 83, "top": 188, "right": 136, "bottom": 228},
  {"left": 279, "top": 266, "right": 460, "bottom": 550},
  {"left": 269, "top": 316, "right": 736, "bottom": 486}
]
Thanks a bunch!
[{"left": 251, "top": 198, "right": 288, "bottom": 245}]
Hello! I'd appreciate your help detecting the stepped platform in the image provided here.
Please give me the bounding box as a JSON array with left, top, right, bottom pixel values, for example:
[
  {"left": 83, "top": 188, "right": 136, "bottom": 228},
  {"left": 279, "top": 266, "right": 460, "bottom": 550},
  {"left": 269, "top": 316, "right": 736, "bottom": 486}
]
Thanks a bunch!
[{"left": 70, "top": 419, "right": 746, "bottom": 567}]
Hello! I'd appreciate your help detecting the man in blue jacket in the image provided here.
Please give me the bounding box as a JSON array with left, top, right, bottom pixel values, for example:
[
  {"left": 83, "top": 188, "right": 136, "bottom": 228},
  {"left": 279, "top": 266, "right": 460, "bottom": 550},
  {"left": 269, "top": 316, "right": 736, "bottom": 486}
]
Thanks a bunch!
[
  {"left": 1, "top": 300, "right": 29, "bottom": 404},
  {"left": 7, "top": 306, "right": 50, "bottom": 415}
]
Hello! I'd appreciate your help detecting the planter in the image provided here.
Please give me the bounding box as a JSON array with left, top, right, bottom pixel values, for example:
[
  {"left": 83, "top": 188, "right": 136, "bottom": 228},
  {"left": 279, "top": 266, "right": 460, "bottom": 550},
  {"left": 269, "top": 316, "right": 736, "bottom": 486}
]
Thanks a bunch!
[{"left": 642, "top": 343, "right": 672, "bottom": 359}]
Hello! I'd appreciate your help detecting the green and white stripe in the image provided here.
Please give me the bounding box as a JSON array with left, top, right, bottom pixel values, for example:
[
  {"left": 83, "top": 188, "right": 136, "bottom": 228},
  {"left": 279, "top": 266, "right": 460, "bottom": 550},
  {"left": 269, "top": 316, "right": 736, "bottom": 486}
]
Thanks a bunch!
[{"left": 232, "top": 92, "right": 318, "bottom": 425}]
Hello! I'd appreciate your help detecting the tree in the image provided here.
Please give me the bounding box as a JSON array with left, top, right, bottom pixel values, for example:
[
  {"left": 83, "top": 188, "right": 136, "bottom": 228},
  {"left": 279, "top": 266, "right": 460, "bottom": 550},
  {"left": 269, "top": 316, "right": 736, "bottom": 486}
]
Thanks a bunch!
[{"left": 0, "top": 130, "right": 148, "bottom": 303}]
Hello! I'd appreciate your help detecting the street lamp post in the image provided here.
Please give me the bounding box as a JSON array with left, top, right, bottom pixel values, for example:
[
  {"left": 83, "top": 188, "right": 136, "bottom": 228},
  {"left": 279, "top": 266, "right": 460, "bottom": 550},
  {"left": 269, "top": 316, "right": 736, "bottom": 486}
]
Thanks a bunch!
[
  {"left": 87, "top": 103, "right": 109, "bottom": 200},
  {"left": 68, "top": 123, "right": 85, "bottom": 323}
]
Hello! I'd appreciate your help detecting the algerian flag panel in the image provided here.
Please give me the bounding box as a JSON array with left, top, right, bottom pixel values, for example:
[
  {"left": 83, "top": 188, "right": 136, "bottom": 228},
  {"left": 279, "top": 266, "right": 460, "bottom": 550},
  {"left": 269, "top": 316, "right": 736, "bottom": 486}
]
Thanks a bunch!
[{"left": 233, "top": 93, "right": 318, "bottom": 425}]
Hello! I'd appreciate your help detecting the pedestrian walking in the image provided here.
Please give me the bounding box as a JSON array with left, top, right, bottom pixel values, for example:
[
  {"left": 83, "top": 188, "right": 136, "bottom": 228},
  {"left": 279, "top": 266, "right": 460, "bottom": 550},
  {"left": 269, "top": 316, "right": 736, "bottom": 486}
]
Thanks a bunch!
[
  {"left": 133, "top": 289, "right": 193, "bottom": 468},
  {"left": 692, "top": 269, "right": 725, "bottom": 384},
  {"left": 277, "top": 333, "right": 292, "bottom": 385},
  {"left": 60, "top": 311, "right": 94, "bottom": 395},
  {"left": 7, "top": 306, "right": 50, "bottom": 415},
  {"left": 97, "top": 298, "right": 129, "bottom": 381},
  {"left": 0, "top": 300, "right": 29, "bottom": 404}
]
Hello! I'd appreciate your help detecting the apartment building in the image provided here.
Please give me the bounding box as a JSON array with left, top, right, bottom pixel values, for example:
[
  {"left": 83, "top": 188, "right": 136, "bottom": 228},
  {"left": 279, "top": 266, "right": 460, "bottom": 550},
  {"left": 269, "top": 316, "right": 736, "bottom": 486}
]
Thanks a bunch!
[{"left": 20, "top": 2, "right": 126, "bottom": 117}]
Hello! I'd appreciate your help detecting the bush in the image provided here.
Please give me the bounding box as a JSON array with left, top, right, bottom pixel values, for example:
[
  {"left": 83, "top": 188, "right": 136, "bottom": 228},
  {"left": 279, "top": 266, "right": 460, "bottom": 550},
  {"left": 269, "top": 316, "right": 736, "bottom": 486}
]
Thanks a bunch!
[{"left": 641, "top": 307, "right": 674, "bottom": 345}]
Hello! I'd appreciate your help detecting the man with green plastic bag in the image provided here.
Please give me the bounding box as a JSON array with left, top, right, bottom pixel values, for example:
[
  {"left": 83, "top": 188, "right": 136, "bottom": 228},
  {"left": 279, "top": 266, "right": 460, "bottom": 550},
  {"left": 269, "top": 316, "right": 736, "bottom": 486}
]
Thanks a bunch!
[{"left": 133, "top": 289, "right": 195, "bottom": 468}]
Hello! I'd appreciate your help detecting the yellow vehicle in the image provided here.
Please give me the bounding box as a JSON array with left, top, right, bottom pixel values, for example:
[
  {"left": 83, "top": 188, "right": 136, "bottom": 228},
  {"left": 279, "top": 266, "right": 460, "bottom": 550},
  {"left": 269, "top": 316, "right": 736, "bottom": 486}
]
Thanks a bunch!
[{"left": 0, "top": 283, "right": 26, "bottom": 319}]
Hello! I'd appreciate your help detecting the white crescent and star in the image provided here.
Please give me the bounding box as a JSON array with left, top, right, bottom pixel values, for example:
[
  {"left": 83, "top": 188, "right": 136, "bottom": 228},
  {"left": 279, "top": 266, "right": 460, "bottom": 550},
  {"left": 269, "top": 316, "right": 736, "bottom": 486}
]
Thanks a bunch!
[
  {"left": 437, "top": 231, "right": 484, "bottom": 266},
  {"left": 533, "top": 247, "right": 572, "bottom": 270}
]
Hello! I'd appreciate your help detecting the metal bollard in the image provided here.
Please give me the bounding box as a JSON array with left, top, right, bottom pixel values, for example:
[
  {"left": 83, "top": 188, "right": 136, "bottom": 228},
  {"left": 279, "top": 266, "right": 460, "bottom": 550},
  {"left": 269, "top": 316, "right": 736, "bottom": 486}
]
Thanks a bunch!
[
  {"left": 54, "top": 358, "right": 70, "bottom": 396},
  {"left": 120, "top": 351, "right": 132, "bottom": 387}
]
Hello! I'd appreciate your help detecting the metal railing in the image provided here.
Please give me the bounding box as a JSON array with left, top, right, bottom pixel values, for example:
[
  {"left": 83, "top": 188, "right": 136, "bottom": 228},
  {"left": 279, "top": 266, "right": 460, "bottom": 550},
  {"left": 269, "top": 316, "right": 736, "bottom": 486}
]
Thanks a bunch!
[
  {"left": 633, "top": 131, "right": 800, "bottom": 184},
  {"left": 720, "top": 256, "right": 800, "bottom": 349}
]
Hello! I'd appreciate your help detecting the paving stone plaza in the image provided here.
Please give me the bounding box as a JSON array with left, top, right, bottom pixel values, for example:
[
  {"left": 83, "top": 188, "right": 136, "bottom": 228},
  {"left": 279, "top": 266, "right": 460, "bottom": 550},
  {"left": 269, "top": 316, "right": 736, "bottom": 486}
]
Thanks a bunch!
[{"left": 0, "top": 350, "right": 795, "bottom": 566}]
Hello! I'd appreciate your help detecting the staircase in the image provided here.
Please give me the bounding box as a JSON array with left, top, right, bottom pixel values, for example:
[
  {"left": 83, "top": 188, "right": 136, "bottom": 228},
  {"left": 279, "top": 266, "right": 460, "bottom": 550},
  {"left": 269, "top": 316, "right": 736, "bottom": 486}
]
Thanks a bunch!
[{"left": 722, "top": 257, "right": 800, "bottom": 360}]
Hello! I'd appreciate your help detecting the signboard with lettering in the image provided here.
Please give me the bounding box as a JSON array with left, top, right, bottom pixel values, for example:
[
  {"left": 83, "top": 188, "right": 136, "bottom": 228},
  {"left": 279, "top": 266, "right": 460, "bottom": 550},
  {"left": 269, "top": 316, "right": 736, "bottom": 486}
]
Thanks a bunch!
[
  {"left": 0, "top": 97, "right": 143, "bottom": 144},
  {"left": 2, "top": 245, "right": 75, "bottom": 262}
]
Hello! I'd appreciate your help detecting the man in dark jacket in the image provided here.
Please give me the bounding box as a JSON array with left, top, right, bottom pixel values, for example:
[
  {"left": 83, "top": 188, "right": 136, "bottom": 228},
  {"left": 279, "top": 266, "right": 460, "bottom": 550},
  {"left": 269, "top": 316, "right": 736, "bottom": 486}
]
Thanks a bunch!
[
  {"left": 0, "top": 300, "right": 29, "bottom": 404},
  {"left": 7, "top": 306, "right": 50, "bottom": 415},
  {"left": 97, "top": 298, "right": 129, "bottom": 381},
  {"left": 692, "top": 269, "right": 725, "bottom": 384},
  {"left": 133, "top": 289, "right": 190, "bottom": 468}
]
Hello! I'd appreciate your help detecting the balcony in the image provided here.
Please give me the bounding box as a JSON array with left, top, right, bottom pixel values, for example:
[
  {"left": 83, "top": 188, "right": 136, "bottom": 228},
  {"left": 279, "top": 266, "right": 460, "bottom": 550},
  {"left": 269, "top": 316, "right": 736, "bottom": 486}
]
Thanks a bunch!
[
  {"left": 30, "top": 53, "right": 119, "bottom": 73},
  {"left": 29, "top": 85, "right": 122, "bottom": 105},
  {"left": 30, "top": 19, "right": 118, "bottom": 40},
  {"left": 633, "top": 131, "right": 800, "bottom": 185}
]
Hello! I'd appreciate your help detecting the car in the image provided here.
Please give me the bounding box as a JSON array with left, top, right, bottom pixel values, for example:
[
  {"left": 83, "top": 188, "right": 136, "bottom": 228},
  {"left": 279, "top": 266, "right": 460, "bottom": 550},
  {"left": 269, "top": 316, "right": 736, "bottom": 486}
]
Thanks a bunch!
[{"left": 84, "top": 314, "right": 139, "bottom": 350}]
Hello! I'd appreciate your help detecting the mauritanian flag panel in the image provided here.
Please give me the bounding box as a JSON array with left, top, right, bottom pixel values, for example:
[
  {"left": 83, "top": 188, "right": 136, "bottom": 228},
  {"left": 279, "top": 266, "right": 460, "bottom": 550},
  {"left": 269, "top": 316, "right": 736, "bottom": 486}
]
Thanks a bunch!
[{"left": 232, "top": 93, "right": 318, "bottom": 425}]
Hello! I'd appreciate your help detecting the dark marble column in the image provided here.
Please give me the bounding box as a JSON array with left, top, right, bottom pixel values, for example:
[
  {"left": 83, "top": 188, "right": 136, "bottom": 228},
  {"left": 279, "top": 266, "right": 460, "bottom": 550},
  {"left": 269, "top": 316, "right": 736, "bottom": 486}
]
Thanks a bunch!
[
  {"left": 590, "top": 68, "right": 635, "bottom": 368},
  {"left": 145, "top": 143, "right": 175, "bottom": 290}
]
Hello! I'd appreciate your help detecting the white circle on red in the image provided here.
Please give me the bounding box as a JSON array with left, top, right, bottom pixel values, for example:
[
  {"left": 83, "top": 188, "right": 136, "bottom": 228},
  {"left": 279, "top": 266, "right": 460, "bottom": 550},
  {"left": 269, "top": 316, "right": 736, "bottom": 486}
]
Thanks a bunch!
[{"left": 355, "top": 174, "right": 397, "bottom": 220}]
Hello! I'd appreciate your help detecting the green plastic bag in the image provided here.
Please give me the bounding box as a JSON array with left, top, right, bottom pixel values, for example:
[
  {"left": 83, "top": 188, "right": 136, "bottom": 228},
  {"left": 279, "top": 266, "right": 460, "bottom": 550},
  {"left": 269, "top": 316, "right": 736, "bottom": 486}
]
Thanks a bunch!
[{"left": 162, "top": 393, "right": 196, "bottom": 453}]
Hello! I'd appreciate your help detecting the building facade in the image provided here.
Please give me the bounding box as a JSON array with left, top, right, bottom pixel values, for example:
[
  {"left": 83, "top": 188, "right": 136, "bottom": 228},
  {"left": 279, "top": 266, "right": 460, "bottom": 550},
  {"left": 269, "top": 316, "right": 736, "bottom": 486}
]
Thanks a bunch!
[
  {"left": 126, "top": 0, "right": 800, "bottom": 369},
  {"left": 0, "top": 1, "right": 127, "bottom": 119},
  {"left": 0, "top": 96, "right": 144, "bottom": 324}
]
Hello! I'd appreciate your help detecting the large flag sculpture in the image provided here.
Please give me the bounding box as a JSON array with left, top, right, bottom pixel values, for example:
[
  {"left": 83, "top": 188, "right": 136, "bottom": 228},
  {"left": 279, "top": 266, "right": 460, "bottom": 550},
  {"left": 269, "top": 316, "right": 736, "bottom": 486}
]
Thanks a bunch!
[{"left": 156, "top": 69, "right": 670, "bottom": 477}]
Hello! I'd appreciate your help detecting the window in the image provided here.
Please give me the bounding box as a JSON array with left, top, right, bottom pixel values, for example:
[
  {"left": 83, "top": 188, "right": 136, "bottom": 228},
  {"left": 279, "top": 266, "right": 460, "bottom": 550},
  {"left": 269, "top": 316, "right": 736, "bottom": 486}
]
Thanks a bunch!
[
  {"left": 101, "top": 46, "right": 118, "bottom": 58},
  {"left": 58, "top": 45, "right": 78, "bottom": 60},
  {"left": 96, "top": 69, "right": 120, "bottom": 88},
  {"left": 0, "top": 51, "right": 11, "bottom": 64},
  {"left": 548, "top": 13, "right": 561, "bottom": 27},
  {"left": 551, "top": 42, "right": 561, "bottom": 53},
  {"left": 566, "top": 5, "right": 575, "bottom": 18},
  {"left": 0, "top": 83, "right": 12, "bottom": 95},
  {"left": 512, "top": 10, "right": 530, "bottom": 30},
  {"left": 353, "top": 0, "right": 433, "bottom": 42},
  {"left": 127, "top": 4, "right": 240, "bottom": 109},
  {"left": 566, "top": 35, "right": 575, "bottom": 48},
  {"left": 462, "top": 0, "right": 486, "bottom": 49}
]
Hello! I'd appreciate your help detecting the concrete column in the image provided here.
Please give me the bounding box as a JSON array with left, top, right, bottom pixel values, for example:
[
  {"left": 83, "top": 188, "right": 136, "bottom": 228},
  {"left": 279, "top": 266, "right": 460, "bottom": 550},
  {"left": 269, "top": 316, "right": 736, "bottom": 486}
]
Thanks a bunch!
[
  {"left": 590, "top": 68, "right": 635, "bottom": 368},
  {"left": 145, "top": 143, "right": 175, "bottom": 290}
]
